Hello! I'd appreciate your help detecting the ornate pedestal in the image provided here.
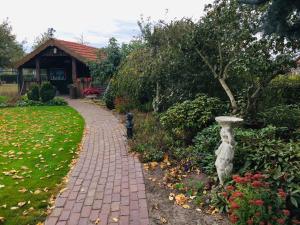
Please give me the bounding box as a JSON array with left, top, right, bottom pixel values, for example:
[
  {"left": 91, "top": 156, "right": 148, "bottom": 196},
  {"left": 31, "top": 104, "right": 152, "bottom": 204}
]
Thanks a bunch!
[{"left": 215, "top": 116, "right": 243, "bottom": 185}]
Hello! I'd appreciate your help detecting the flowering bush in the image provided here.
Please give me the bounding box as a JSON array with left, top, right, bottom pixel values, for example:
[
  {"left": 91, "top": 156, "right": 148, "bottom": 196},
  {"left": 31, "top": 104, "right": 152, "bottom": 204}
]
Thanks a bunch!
[
  {"left": 221, "top": 173, "right": 298, "bottom": 225},
  {"left": 83, "top": 87, "right": 101, "bottom": 96}
]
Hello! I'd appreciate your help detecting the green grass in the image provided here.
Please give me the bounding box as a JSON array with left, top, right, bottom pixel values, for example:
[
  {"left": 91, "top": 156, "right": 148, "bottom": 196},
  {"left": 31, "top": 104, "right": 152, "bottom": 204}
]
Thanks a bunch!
[
  {"left": 0, "top": 106, "right": 84, "bottom": 225},
  {"left": 0, "top": 96, "right": 8, "bottom": 104}
]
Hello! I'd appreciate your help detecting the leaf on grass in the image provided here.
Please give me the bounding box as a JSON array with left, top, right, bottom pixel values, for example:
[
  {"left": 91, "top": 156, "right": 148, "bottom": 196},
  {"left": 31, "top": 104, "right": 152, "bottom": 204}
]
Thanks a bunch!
[
  {"left": 10, "top": 207, "right": 19, "bottom": 210},
  {"left": 18, "top": 202, "right": 26, "bottom": 207},
  {"left": 18, "top": 188, "right": 27, "bottom": 193},
  {"left": 0, "top": 217, "right": 5, "bottom": 223}
]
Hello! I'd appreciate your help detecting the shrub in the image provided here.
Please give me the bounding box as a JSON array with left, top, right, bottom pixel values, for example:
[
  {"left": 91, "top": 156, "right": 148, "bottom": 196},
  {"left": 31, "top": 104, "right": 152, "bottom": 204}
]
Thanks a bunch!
[
  {"left": 27, "top": 84, "right": 40, "bottom": 101},
  {"left": 262, "top": 75, "right": 300, "bottom": 107},
  {"left": 114, "top": 96, "right": 133, "bottom": 114},
  {"left": 47, "top": 97, "right": 68, "bottom": 106},
  {"left": 193, "top": 125, "right": 277, "bottom": 175},
  {"left": 259, "top": 104, "right": 300, "bottom": 131},
  {"left": 130, "top": 112, "right": 172, "bottom": 162},
  {"left": 220, "top": 174, "right": 291, "bottom": 225},
  {"left": 40, "top": 82, "right": 56, "bottom": 102},
  {"left": 160, "top": 94, "right": 226, "bottom": 142},
  {"left": 103, "top": 82, "right": 115, "bottom": 109},
  {"left": 241, "top": 140, "right": 300, "bottom": 209}
]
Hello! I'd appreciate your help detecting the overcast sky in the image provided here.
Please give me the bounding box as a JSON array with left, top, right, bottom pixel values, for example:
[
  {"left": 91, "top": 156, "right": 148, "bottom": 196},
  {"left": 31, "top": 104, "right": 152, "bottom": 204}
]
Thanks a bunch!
[{"left": 1, "top": 0, "right": 213, "bottom": 51}]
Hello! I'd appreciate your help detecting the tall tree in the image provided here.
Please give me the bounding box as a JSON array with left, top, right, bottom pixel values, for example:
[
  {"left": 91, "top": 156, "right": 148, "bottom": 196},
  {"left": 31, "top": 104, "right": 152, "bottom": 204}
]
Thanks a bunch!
[
  {"left": 0, "top": 19, "right": 24, "bottom": 68},
  {"left": 195, "top": 0, "right": 296, "bottom": 117},
  {"left": 32, "top": 28, "right": 56, "bottom": 50},
  {"left": 240, "top": 0, "right": 300, "bottom": 40}
]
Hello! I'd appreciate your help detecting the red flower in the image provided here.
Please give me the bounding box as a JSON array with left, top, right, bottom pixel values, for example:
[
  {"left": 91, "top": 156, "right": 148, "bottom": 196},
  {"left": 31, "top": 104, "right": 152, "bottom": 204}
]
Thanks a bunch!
[
  {"left": 226, "top": 185, "right": 235, "bottom": 191},
  {"left": 233, "top": 176, "right": 248, "bottom": 184},
  {"left": 252, "top": 173, "right": 265, "bottom": 180},
  {"left": 230, "top": 201, "right": 240, "bottom": 209},
  {"left": 245, "top": 172, "right": 253, "bottom": 178},
  {"left": 250, "top": 199, "right": 264, "bottom": 206},
  {"left": 83, "top": 87, "right": 101, "bottom": 96},
  {"left": 232, "top": 191, "right": 243, "bottom": 198},
  {"left": 252, "top": 181, "right": 263, "bottom": 188},
  {"left": 277, "top": 218, "right": 285, "bottom": 224},
  {"left": 278, "top": 190, "right": 287, "bottom": 199},
  {"left": 282, "top": 209, "right": 290, "bottom": 216},
  {"left": 247, "top": 219, "right": 254, "bottom": 225},
  {"left": 220, "top": 192, "right": 227, "bottom": 197},
  {"left": 229, "top": 214, "right": 239, "bottom": 223}
]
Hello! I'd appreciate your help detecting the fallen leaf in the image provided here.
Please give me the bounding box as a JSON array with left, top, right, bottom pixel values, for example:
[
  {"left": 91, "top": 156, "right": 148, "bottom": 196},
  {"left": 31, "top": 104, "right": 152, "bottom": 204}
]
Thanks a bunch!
[
  {"left": 182, "top": 204, "right": 190, "bottom": 209},
  {"left": 160, "top": 216, "right": 167, "bottom": 224},
  {"left": 18, "top": 202, "right": 26, "bottom": 207},
  {"left": 112, "top": 217, "right": 119, "bottom": 222},
  {"left": 169, "top": 193, "right": 175, "bottom": 201},
  {"left": 94, "top": 218, "right": 100, "bottom": 224},
  {"left": 0, "top": 217, "right": 5, "bottom": 223},
  {"left": 175, "top": 194, "right": 188, "bottom": 205}
]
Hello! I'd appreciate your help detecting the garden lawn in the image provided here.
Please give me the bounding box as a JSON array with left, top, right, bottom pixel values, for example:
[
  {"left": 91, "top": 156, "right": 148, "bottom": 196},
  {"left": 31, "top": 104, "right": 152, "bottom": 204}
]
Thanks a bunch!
[{"left": 0, "top": 106, "right": 84, "bottom": 225}]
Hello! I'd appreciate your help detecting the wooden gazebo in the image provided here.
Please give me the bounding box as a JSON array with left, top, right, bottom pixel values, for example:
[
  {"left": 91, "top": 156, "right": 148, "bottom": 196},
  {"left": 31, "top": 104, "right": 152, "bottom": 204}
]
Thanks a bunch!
[{"left": 15, "top": 38, "right": 105, "bottom": 94}]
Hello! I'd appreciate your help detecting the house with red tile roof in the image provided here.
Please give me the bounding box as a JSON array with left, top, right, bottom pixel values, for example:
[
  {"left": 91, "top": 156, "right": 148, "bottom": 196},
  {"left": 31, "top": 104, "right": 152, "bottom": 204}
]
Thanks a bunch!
[{"left": 15, "top": 38, "right": 105, "bottom": 94}]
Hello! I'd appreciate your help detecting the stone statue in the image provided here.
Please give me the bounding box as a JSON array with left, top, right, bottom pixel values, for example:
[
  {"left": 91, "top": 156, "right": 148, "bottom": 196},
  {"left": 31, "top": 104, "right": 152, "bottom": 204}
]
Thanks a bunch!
[{"left": 215, "top": 116, "right": 243, "bottom": 185}]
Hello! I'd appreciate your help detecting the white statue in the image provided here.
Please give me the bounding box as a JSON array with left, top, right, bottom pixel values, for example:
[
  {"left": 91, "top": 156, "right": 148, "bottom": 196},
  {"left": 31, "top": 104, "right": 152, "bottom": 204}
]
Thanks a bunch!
[{"left": 215, "top": 116, "right": 243, "bottom": 185}]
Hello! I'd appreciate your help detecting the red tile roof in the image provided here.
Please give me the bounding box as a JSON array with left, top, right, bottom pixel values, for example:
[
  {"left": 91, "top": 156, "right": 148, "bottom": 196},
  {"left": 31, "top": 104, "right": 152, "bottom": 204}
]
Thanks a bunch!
[
  {"left": 15, "top": 38, "right": 106, "bottom": 68},
  {"left": 55, "top": 39, "right": 99, "bottom": 61}
]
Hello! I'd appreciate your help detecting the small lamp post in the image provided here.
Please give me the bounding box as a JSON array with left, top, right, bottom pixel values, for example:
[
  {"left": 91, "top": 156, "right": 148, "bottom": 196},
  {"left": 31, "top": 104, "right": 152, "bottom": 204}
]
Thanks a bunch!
[
  {"left": 215, "top": 116, "right": 243, "bottom": 185},
  {"left": 126, "top": 113, "right": 134, "bottom": 139}
]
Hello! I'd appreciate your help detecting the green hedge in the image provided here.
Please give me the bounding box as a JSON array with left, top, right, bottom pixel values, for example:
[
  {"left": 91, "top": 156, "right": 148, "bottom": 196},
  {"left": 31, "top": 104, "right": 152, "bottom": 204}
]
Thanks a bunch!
[{"left": 262, "top": 75, "right": 300, "bottom": 107}]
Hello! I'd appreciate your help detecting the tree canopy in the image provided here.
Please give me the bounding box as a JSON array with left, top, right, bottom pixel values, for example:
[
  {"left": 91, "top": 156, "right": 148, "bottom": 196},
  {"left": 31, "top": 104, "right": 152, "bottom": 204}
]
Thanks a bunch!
[
  {"left": 240, "top": 0, "right": 300, "bottom": 40},
  {"left": 32, "top": 28, "right": 56, "bottom": 50},
  {"left": 0, "top": 19, "right": 24, "bottom": 68}
]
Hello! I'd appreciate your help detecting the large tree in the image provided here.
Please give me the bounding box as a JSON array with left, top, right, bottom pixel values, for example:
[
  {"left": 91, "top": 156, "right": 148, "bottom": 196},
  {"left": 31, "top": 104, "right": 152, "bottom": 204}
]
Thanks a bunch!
[
  {"left": 0, "top": 19, "right": 24, "bottom": 68},
  {"left": 240, "top": 0, "right": 300, "bottom": 40},
  {"left": 195, "top": 0, "right": 296, "bottom": 117}
]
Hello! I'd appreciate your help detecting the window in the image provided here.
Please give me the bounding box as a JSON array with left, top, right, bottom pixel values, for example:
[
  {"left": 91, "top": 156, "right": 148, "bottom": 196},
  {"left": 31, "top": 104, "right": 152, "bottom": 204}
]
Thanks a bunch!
[{"left": 49, "top": 68, "right": 66, "bottom": 81}]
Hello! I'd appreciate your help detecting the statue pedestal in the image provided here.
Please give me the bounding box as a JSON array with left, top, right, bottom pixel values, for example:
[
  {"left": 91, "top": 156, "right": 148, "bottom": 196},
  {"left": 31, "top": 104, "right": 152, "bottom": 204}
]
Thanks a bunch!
[{"left": 215, "top": 116, "right": 243, "bottom": 185}]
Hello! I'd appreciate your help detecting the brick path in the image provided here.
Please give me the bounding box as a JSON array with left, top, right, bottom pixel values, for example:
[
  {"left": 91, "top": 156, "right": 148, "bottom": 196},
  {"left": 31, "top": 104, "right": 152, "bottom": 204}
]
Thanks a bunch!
[{"left": 45, "top": 99, "right": 149, "bottom": 225}]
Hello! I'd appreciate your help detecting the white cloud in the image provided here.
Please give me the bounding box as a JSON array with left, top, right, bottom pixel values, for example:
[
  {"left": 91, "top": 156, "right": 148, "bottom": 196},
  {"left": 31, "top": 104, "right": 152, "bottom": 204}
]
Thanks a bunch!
[{"left": 0, "top": 0, "right": 213, "bottom": 50}]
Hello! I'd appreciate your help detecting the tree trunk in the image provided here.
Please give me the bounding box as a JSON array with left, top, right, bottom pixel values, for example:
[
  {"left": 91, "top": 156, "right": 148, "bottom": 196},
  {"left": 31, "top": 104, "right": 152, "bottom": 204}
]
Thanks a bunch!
[{"left": 218, "top": 78, "right": 238, "bottom": 115}]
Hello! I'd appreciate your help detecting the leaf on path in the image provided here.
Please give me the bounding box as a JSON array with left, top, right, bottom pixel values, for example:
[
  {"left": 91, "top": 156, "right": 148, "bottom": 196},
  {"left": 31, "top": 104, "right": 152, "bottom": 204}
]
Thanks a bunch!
[
  {"left": 168, "top": 193, "right": 175, "bottom": 201},
  {"left": 160, "top": 216, "right": 168, "bottom": 224},
  {"left": 175, "top": 194, "right": 188, "bottom": 206},
  {"left": 112, "top": 217, "right": 119, "bottom": 222},
  {"left": 182, "top": 204, "right": 190, "bottom": 209},
  {"left": 94, "top": 218, "right": 100, "bottom": 224}
]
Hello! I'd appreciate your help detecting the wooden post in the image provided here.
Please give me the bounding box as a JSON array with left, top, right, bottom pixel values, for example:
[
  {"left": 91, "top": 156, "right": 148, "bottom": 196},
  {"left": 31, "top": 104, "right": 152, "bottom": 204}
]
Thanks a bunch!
[
  {"left": 17, "top": 68, "right": 23, "bottom": 94},
  {"left": 36, "top": 58, "right": 41, "bottom": 85},
  {"left": 72, "top": 57, "right": 77, "bottom": 83}
]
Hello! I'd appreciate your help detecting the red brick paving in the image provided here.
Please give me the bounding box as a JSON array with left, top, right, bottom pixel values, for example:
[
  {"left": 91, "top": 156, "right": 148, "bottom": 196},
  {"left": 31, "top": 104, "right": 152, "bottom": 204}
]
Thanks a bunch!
[{"left": 45, "top": 99, "right": 149, "bottom": 225}]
